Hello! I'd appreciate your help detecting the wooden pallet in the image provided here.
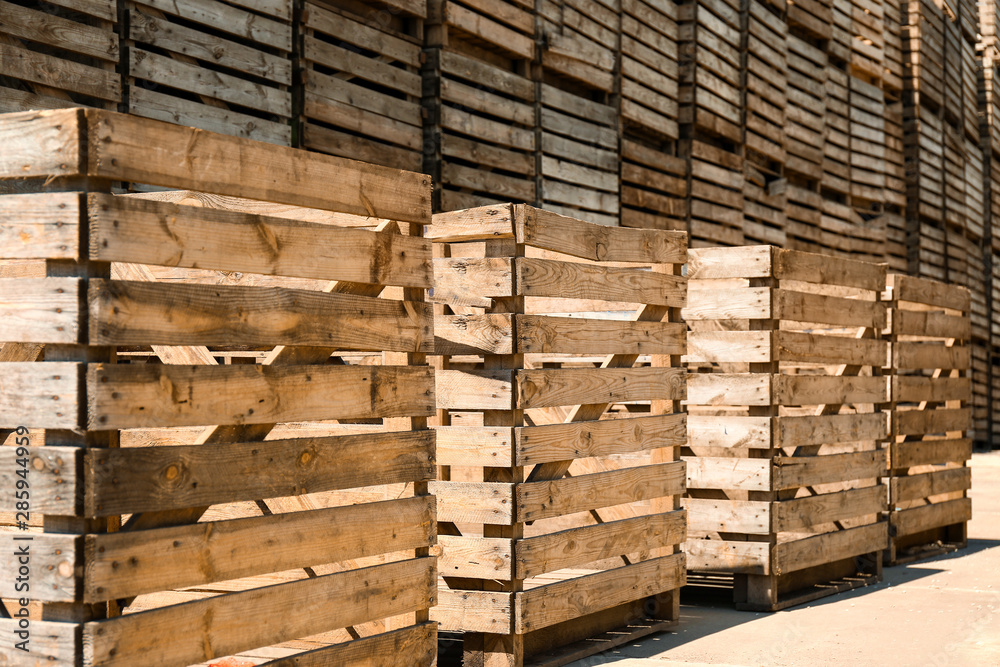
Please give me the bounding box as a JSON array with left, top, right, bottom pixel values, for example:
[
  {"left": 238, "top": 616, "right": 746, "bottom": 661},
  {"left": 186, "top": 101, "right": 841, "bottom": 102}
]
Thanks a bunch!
[
  {"left": 884, "top": 274, "right": 973, "bottom": 564},
  {"left": 620, "top": 132, "right": 688, "bottom": 231},
  {"left": 0, "top": 0, "right": 120, "bottom": 113},
  {"left": 684, "top": 245, "right": 888, "bottom": 612},
  {"left": 123, "top": 0, "right": 293, "bottom": 145},
  {"left": 298, "top": 0, "right": 426, "bottom": 171},
  {"left": 787, "top": 0, "right": 833, "bottom": 43},
  {"left": 850, "top": 0, "right": 884, "bottom": 84},
  {"left": 850, "top": 76, "right": 887, "bottom": 206},
  {"left": 823, "top": 66, "right": 851, "bottom": 195},
  {"left": 882, "top": 0, "right": 904, "bottom": 95},
  {"left": 0, "top": 107, "right": 436, "bottom": 666},
  {"left": 621, "top": 0, "right": 680, "bottom": 140},
  {"left": 538, "top": 0, "right": 619, "bottom": 93},
  {"left": 903, "top": 0, "right": 945, "bottom": 113},
  {"left": 427, "top": 0, "right": 535, "bottom": 60},
  {"left": 830, "top": 0, "right": 853, "bottom": 65},
  {"left": 683, "top": 137, "right": 745, "bottom": 247},
  {"left": 428, "top": 204, "right": 688, "bottom": 666}
]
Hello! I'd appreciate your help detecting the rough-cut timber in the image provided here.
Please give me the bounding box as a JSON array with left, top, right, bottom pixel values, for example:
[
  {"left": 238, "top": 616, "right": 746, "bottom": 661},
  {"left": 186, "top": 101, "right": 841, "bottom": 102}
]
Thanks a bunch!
[
  {"left": 884, "top": 273, "right": 972, "bottom": 564},
  {"left": 684, "top": 245, "right": 888, "bottom": 611},
  {"left": 429, "top": 203, "right": 687, "bottom": 667},
  {"left": 0, "top": 107, "right": 436, "bottom": 667}
]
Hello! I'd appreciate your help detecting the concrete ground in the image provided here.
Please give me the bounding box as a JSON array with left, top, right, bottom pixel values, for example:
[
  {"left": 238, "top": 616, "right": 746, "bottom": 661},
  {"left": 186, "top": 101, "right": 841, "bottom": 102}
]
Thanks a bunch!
[{"left": 570, "top": 452, "right": 1000, "bottom": 667}]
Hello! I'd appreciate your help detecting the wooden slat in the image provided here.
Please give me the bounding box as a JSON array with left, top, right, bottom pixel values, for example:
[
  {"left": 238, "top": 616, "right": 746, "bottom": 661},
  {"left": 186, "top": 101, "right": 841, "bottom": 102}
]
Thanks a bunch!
[
  {"left": 85, "top": 496, "right": 434, "bottom": 601},
  {"left": 684, "top": 538, "right": 769, "bottom": 575},
  {"left": 514, "top": 553, "right": 685, "bottom": 633},
  {"left": 432, "top": 588, "right": 513, "bottom": 634},
  {"left": 685, "top": 331, "right": 771, "bottom": 363},
  {"left": 428, "top": 204, "right": 516, "bottom": 242},
  {"left": 517, "top": 413, "right": 686, "bottom": 465},
  {"left": 775, "top": 289, "right": 886, "bottom": 328},
  {"left": 687, "top": 373, "right": 770, "bottom": 406},
  {"left": 776, "top": 413, "right": 887, "bottom": 447},
  {"left": 773, "top": 375, "right": 888, "bottom": 406},
  {"left": 430, "top": 481, "right": 515, "bottom": 524},
  {"left": 434, "top": 313, "right": 514, "bottom": 355},
  {"left": 775, "top": 247, "right": 886, "bottom": 291},
  {"left": 685, "top": 498, "right": 770, "bottom": 534},
  {"left": 0, "top": 533, "right": 79, "bottom": 602},
  {"left": 0, "top": 446, "right": 80, "bottom": 515},
  {"left": 893, "top": 376, "right": 970, "bottom": 403},
  {"left": 774, "top": 450, "right": 887, "bottom": 490},
  {"left": 517, "top": 205, "right": 687, "bottom": 263},
  {"left": 773, "top": 485, "right": 887, "bottom": 532},
  {"left": 891, "top": 467, "right": 971, "bottom": 503},
  {"left": 685, "top": 457, "right": 771, "bottom": 491},
  {"left": 516, "top": 367, "right": 686, "bottom": 409},
  {"left": 515, "top": 512, "right": 686, "bottom": 579},
  {"left": 893, "top": 308, "right": 970, "bottom": 339},
  {"left": 891, "top": 498, "right": 972, "bottom": 537},
  {"left": 0, "top": 278, "right": 81, "bottom": 344},
  {"left": 517, "top": 461, "right": 685, "bottom": 522},
  {"left": 891, "top": 273, "right": 971, "bottom": 311},
  {"left": 0, "top": 108, "right": 84, "bottom": 180},
  {"left": 893, "top": 342, "right": 970, "bottom": 371},
  {"left": 894, "top": 408, "right": 970, "bottom": 436},
  {"left": 516, "top": 315, "right": 686, "bottom": 355},
  {"left": 84, "top": 557, "right": 436, "bottom": 666},
  {"left": 0, "top": 192, "right": 80, "bottom": 260},
  {"left": 517, "top": 257, "right": 686, "bottom": 306},
  {"left": 433, "top": 257, "right": 514, "bottom": 299},
  {"left": 774, "top": 331, "right": 886, "bottom": 366},
  {"left": 0, "top": 618, "right": 78, "bottom": 664},
  {"left": 0, "top": 363, "right": 81, "bottom": 430},
  {"left": 435, "top": 368, "right": 513, "bottom": 411},
  {"left": 87, "top": 364, "right": 435, "bottom": 429},
  {"left": 890, "top": 438, "right": 971, "bottom": 469},
  {"left": 687, "top": 415, "right": 771, "bottom": 448},
  {"left": 438, "top": 535, "right": 513, "bottom": 579},
  {"left": 85, "top": 430, "right": 433, "bottom": 515},
  {"left": 772, "top": 522, "right": 887, "bottom": 575},
  {"left": 88, "top": 279, "right": 433, "bottom": 352},
  {"left": 682, "top": 286, "right": 771, "bottom": 320},
  {"left": 132, "top": 0, "right": 291, "bottom": 51},
  {"left": 261, "top": 624, "right": 436, "bottom": 667},
  {"left": 434, "top": 425, "right": 515, "bottom": 467},
  {"left": 0, "top": 42, "right": 120, "bottom": 102},
  {"left": 89, "top": 193, "right": 432, "bottom": 286}
]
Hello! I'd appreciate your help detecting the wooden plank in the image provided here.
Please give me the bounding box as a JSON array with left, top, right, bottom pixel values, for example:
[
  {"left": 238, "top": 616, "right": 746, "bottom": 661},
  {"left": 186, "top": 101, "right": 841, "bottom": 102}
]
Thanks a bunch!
[
  {"left": 891, "top": 498, "right": 972, "bottom": 536},
  {"left": 0, "top": 42, "right": 120, "bottom": 102},
  {"left": 1, "top": 1, "right": 117, "bottom": 60},
  {"left": 84, "top": 557, "right": 436, "bottom": 666},
  {"left": 261, "top": 624, "right": 436, "bottom": 667},
  {"left": 430, "top": 481, "right": 515, "bottom": 524},
  {"left": 516, "top": 512, "right": 686, "bottom": 579},
  {"left": 688, "top": 246, "right": 773, "bottom": 280},
  {"left": 517, "top": 205, "right": 687, "bottom": 263},
  {"left": 516, "top": 315, "right": 686, "bottom": 355},
  {"left": 88, "top": 279, "right": 433, "bottom": 352},
  {"left": 685, "top": 331, "right": 771, "bottom": 363},
  {"left": 892, "top": 309, "right": 970, "bottom": 339},
  {"left": 890, "top": 438, "right": 971, "bottom": 469},
  {"left": 893, "top": 343, "right": 970, "bottom": 371},
  {"left": 0, "top": 108, "right": 83, "bottom": 180},
  {"left": 438, "top": 535, "right": 513, "bottom": 579},
  {"left": 774, "top": 331, "right": 886, "bottom": 366},
  {"left": 0, "top": 445, "right": 80, "bottom": 515},
  {"left": 775, "top": 248, "right": 886, "bottom": 291},
  {"left": 775, "top": 289, "right": 886, "bottom": 328},
  {"left": 685, "top": 498, "right": 770, "bottom": 534},
  {"left": 893, "top": 376, "right": 970, "bottom": 403},
  {"left": 0, "top": 362, "right": 81, "bottom": 430},
  {"left": 79, "top": 110, "right": 430, "bottom": 223},
  {"left": 433, "top": 257, "right": 514, "bottom": 298},
  {"left": 772, "top": 522, "right": 887, "bottom": 575},
  {"left": 687, "top": 373, "right": 771, "bottom": 406},
  {"left": 0, "top": 278, "right": 81, "bottom": 344},
  {"left": 682, "top": 287, "right": 771, "bottom": 320},
  {"left": 434, "top": 425, "right": 515, "bottom": 467},
  {"left": 133, "top": 0, "right": 291, "bottom": 51},
  {"left": 0, "top": 618, "right": 78, "bottom": 665},
  {"left": 517, "top": 257, "right": 686, "bottom": 306},
  {"left": 0, "top": 532, "right": 79, "bottom": 602},
  {"left": 435, "top": 313, "right": 514, "bottom": 355},
  {"left": 85, "top": 496, "right": 434, "bottom": 601},
  {"left": 516, "top": 367, "right": 686, "bottom": 409},
  {"left": 687, "top": 415, "right": 771, "bottom": 448},
  {"left": 894, "top": 408, "right": 970, "bottom": 436},
  {"left": 891, "top": 274, "right": 971, "bottom": 311},
  {"left": 87, "top": 364, "right": 435, "bottom": 429},
  {"left": 776, "top": 413, "right": 887, "bottom": 447},
  {"left": 517, "top": 461, "right": 685, "bottom": 522},
  {"left": 684, "top": 538, "right": 769, "bottom": 575},
  {"left": 773, "top": 485, "right": 887, "bottom": 532},
  {"left": 773, "top": 375, "right": 888, "bottom": 406},
  {"left": 85, "top": 430, "right": 434, "bottom": 515},
  {"left": 0, "top": 192, "right": 80, "bottom": 260},
  {"left": 774, "top": 450, "right": 887, "bottom": 490},
  {"left": 435, "top": 368, "right": 513, "bottom": 411},
  {"left": 517, "top": 414, "right": 686, "bottom": 465},
  {"left": 514, "top": 553, "right": 685, "bottom": 633},
  {"left": 428, "top": 204, "right": 516, "bottom": 242},
  {"left": 685, "top": 457, "right": 770, "bottom": 491},
  {"left": 89, "top": 193, "right": 432, "bottom": 286},
  {"left": 891, "top": 467, "right": 971, "bottom": 503},
  {"left": 432, "top": 588, "right": 513, "bottom": 634}
]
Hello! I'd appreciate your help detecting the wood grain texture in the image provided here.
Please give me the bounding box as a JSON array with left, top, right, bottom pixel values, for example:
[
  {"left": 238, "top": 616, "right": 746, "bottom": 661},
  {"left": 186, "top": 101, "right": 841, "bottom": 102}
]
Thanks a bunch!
[
  {"left": 0, "top": 192, "right": 80, "bottom": 260},
  {"left": 0, "top": 278, "right": 81, "bottom": 344},
  {"left": 0, "top": 362, "right": 81, "bottom": 430}
]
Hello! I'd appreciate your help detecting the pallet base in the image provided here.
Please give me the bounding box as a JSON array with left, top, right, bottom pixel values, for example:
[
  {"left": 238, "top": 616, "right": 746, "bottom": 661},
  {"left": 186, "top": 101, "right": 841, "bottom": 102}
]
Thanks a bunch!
[
  {"left": 734, "top": 572, "right": 882, "bottom": 612},
  {"left": 886, "top": 521, "right": 969, "bottom": 565}
]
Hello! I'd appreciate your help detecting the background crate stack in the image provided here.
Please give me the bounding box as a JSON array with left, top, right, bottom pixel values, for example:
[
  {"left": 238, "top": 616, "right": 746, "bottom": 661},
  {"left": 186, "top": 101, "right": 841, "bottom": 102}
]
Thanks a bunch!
[
  {"left": 423, "top": 0, "right": 537, "bottom": 212},
  {"left": 297, "top": 0, "right": 426, "bottom": 171},
  {"left": 0, "top": 0, "right": 120, "bottom": 114},
  {"left": 619, "top": 0, "right": 687, "bottom": 232},
  {"left": 429, "top": 204, "right": 687, "bottom": 665},
  {"left": 882, "top": 0, "right": 909, "bottom": 271},
  {"left": 684, "top": 246, "right": 888, "bottom": 611},
  {"left": 122, "top": 0, "right": 293, "bottom": 145},
  {"left": 742, "top": 0, "right": 788, "bottom": 247},
  {"left": 537, "top": 1, "right": 621, "bottom": 226},
  {"left": 678, "top": 0, "right": 745, "bottom": 246},
  {"left": 0, "top": 108, "right": 437, "bottom": 665},
  {"left": 884, "top": 274, "right": 972, "bottom": 564},
  {"left": 980, "top": 42, "right": 1000, "bottom": 444}
]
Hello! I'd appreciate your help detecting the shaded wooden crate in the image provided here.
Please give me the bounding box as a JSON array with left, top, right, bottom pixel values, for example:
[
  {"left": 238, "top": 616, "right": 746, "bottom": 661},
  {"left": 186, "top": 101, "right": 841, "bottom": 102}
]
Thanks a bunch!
[
  {"left": 123, "top": 0, "right": 293, "bottom": 145},
  {"left": 684, "top": 245, "right": 888, "bottom": 612},
  {"left": 0, "top": 107, "right": 436, "bottom": 666},
  {"left": 538, "top": 0, "right": 620, "bottom": 94},
  {"left": 538, "top": 83, "right": 620, "bottom": 227},
  {"left": 0, "top": 0, "right": 120, "bottom": 113},
  {"left": 904, "top": 104, "right": 945, "bottom": 226},
  {"left": 787, "top": 0, "right": 833, "bottom": 42},
  {"left": 678, "top": 0, "right": 743, "bottom": 143},
  {"left": 298, "top": 0, "right": 426, "bottom": 171},
  {"left": 620, "top": 133, "right": 687, "bottom": 232},
  {"left": 427, "top": 0, "right": 534, "bottom": 61},
  {"left": 849, "top": 75, "right": 887, "bottom": 207},
  {"left": 884, "top": 274, "right": 972, "bottom": 564},
  {"left": 422, "top": 46, "right": 536, "bottom": 213},
  {"left": 823, "top": 66, "right": 851, "bottom": 195},
  {"left": 882, "top": 0, "right": 904, "bottom": 94},
  {"left": 849, "top": 0, "right": 884, "bottom": 84},
  {"left": 621, "top": 0, "right": 680, "bottom": 140},
  {"left": 682, "top": 137, "right": 745, "bottom": 248},
  {"left": 902, "top": 0, "right": 945, "bottom": 113},
  {"left": 830, "top": 0, "right": 852, "bottom": 65},
  {"left": 427, "top": 204, "right": 688, "bottom": 667}
]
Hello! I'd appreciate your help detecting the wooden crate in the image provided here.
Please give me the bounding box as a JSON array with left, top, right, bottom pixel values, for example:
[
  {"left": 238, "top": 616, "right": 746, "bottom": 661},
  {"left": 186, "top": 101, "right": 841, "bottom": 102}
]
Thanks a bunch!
[
  {"left": 298, "top": 0, "right": 426, "bottom": 171},
  {"left": 823, "top": 66, "right": 851, "bottom": 195},
  {"left": 787, "top": 0, "right": 834, "bottom": 42},
  {"left": 123, "top": 0, "right": 293, "bottom": 145},
  {"left": 684, "top": 245, "right": 888, "bottom": 612},
  {"left": 0, "top": 0, "right": 120, "bottom": 113},
  {"left": 427, "top": 0, "right": 534, "bottom": 60},
  {"left": 831, "top": 0, "right": 853, "bottom": 64},
  {"left": 621, "top": 0, "right": 680, "bottom": 140},
  {"left": 882, "top": 0, "right": 904, "bottom": 94},
  {"left": 538, "top": 83, "right": 620, "bottom": 226},
  {"left": 678, "top": 0, "right": 743, "bottom": 143},
  {"left": 785, "top": 34, "right": 824, "bottom": 182},
  {"left": 423, "top": 46, "right": 536, "bottom": 213},
  {"left": 620, "top": 132, "right": 688, "bottom": 231},
  {"left": 904, "top": 104, "right": 945, "bottom": 227},
  {"left": 428, "top": 204, "right": 688, "bottom": 666},
  {"left": 850, "top": 0, "right": 885, "bottom": 84},
  {"left": 884, "top": 274, "right": 972, "bottom": 563},
  {"left": 683, "top": 137, "right": 745, "bottom": 247},
  {"left": 902, "top": 0, "right": 945, "bottom": 113},
  {"left": 0, "top": 107, "right": 437, "bottom": 666},
  {"left": 850, "top": 76, "right": 887, "bottom": 207},
  {"left": 538, "top": 0, "right": 620, "bottom": 93}
]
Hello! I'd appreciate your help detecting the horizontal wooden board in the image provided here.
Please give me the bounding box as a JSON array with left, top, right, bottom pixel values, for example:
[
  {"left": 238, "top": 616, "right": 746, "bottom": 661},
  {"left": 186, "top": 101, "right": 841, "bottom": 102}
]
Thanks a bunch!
[
  {"left": 516, "top": 367, "right": 686, "bottom": 409},
  {"left": 0, "top": 192, "right": 81, "bottom": 260},
  {"left": 893, "top": 376, "right": 970, "bottom": 403},
  {"left": 435, "top": 313, "right": 513, "bottom": 355},
  {"left": 774, "top": 449, "right": 886, "bottom": 490},
  {"left": 891, "top": 498, "right": 971, "bottom": 537},
  {"left": 268, "top": 624, "right": 436, "bottom": 667},
  {"left": 516, "top": 413, "right": 686, "bottom": 465},
  {"left": 89, "top": 280, "right": 433, "bottom": 352},
  {"left": 890, "top": 438, "right": 971, "bottom": 469},
  {"left": 518, "top": 257, "right": 686, "bottom": 306},
  {"left": 0, "top": 445, "right": 80, "bottom": 515},
  {"left": 688, "top": 415, "right": 771, "bottom": 448},
  {"left": 85, "top": 430, "right": 433, "bottom": 515},
  {"left": 84, "top": 557, "right": 436, "bottom": 666},
  {"left": 684, "top": 538, "right": 769, "bottom": 575},
  {"left": 772, "top": 522, "right": 887, "bottom": 575},
  {"left": 685, "top": 456, "right": 771, "bottom": 491},
  {"left": 685, "top": 497, "right": 770, "bottom": 534},
  {"left": 776, "top": 413, "right": 887, "bottom": 447},
  {"left": 891, "top": 274, "right": 971, "bottom": 311},
  {"left": 890, "top": 466, "right": 971, "bottom": 503},
  {"left": 438, "top": 534, "right": 513, "bottom": 579},
  {"left": 0, "top": 277, "right": 81, "bottom": 344},
  {"left": 89, "top": 193, "right": 431, "bottom": 286},
  {"left": 893, "top": 343, "right": 970, "bottom": 371},
  {"left": 892, "top": 308, "right": 970, "bottom": 339},
  {"left": 773, "top": 485, "right": 887, "bottom": 532},
  {"left": 774, "top": 331, "right": 886, "bottom": 366},
  {"left": 87, "top": 364, "right": 434, "bottom": 429},
  {"left": 894, "top": 408, "right": 970, "bottom": 436},
  {"left": 430, "top": 481, "right": 515, "bottom": 525},
  {"left": 516, "top": 315, "right": 686, "bottom": 355},
  {"left": 689, "top": 245, "right": 885, "bottom": 291},
  {"left": 0, "top": 363, "right": 81, "bottom": 430},
  {"left": 432, "top": 588, "right": 513, "bottom": 634}
]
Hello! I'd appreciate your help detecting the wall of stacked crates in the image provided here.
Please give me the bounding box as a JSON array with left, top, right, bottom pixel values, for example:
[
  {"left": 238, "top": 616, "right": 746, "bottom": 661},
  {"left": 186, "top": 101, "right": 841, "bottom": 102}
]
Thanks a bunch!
[{"left": 1, "top": 0, "right": 997, "bottom": 447}]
